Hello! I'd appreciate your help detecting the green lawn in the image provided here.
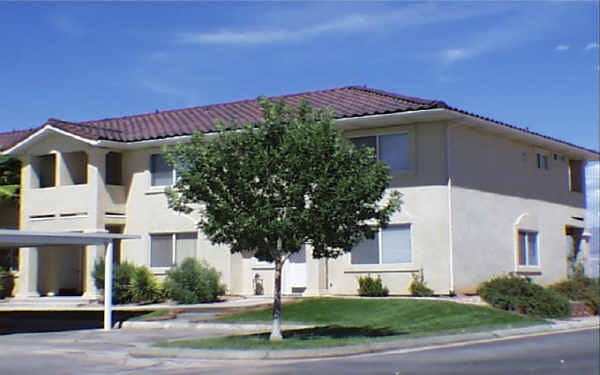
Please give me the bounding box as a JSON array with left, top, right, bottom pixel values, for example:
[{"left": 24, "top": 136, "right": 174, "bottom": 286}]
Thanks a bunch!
[{"left": 156, "top": 298, "right": 545, "bottom": 350}]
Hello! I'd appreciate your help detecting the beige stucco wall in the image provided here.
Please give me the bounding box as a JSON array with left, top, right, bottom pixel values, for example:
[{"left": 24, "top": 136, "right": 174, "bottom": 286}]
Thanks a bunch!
[
  {"left": 8, "top": 118, "right": 593, "bottom": 299},
  {"left": 448, "top": 125, "right": 587, "bottom": 293},
  {"left": 322, "top": 121, "right": 452, "bottom": 295}
]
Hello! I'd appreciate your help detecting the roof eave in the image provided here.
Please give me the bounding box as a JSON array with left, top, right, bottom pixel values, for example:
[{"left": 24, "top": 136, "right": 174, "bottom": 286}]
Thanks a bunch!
[{"left": 3, "top": 124, "right": 100, "bottom": 156}]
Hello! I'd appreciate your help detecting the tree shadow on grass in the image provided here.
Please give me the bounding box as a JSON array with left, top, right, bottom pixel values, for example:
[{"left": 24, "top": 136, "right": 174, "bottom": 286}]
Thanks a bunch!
[{"left": 254, "top": 325, "right": 408, "bottom": 341}]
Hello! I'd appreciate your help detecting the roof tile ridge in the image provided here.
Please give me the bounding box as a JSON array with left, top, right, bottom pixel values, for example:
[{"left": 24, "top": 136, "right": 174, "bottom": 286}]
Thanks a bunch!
[
  {"left": 347, "top": 85, "right": 449, "bottom": 108},
  {"left": 48, "top": 118, "right": 124, "bottom": 133}
]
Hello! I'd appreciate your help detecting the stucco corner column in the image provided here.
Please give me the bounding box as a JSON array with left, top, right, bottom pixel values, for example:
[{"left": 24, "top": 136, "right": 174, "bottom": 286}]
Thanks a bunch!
[
  {"left": 15, "top": 247, "right": 40, "bottom": 298},
  {"left": 81, "top": 244, "right": 103, "bottom": 299}
]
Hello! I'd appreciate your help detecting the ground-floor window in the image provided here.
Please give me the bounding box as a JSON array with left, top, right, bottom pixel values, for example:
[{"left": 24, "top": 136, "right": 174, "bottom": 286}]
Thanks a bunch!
[
  {"left": 518, "top": 230, "right": 539, "bottom": 266},
  {"left": 351, "top": 225, "right": 412, "bottom": 264},
  {"left": 150, "top": 233, "right": 197, "bottom": 267},
  {"left": 0, "top": 248, "right": 18, "bottom": 271}
]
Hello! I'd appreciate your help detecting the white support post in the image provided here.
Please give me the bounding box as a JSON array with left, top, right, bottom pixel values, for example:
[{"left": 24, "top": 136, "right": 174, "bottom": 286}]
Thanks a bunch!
[{"left": 104, "top": 241, "right": 113, "bottom": 331}]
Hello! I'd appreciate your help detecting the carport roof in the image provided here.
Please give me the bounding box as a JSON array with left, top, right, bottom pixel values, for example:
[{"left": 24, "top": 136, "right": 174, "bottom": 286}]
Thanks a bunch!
[{"left": 0, "top": 229, "right": 139, "bottom": 247}]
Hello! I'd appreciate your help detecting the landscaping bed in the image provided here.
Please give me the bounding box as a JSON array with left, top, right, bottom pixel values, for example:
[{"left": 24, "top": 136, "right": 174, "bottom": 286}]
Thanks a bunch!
[{"left": 154, "top": 297, "right": 544, "bottom": 350}]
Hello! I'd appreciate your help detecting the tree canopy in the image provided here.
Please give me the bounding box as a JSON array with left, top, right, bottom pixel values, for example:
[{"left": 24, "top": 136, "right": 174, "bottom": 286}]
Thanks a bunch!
[
  {"left": 164, "top": 98, "right": 400, "bottom": 340},
  {"left": 0, "top": 155, "right": 20, "bottom": 204}
]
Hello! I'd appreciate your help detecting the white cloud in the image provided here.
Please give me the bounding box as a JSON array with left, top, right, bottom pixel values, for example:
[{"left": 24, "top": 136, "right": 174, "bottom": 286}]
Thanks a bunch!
[
  {"left": 176, "top": 4, "right": 507, "bottom": 45},
  {"left": 585, "top": 42, "right": 599, "bottom": 50},
  {"left": 586, "top": 161, "right": 599, "bottom": 229},
  {"left": 439, "top": 9, "right": 555, "bottom": 66},
  {"left": 555, "top": 44, "right": 569, "bottom": 51}
]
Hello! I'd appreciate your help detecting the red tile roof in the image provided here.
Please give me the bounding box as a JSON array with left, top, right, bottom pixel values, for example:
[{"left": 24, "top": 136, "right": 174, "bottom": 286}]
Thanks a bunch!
[
  {"left": 0, "top": 129, "right": 36, "bottom": 152},
  {"left": 0, "top": 85, "right": 597, "bottom": 155}
]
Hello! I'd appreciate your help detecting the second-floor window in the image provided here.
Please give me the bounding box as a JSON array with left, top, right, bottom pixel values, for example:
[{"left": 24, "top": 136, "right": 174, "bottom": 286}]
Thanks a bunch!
[
  {"left": 350, "top": 133, "right": 410, "bottom": 173},
  {"left": 150, "top": 154, "right": 174, "bottom": 186},
  {"left": 536, "top": 153, "right": 549, "bottom": 170}
]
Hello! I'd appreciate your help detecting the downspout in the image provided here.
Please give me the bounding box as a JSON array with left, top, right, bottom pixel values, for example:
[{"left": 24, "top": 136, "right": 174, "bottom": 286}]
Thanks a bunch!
[
  {"left": 446, "top": 124, "right": 455, "bottom": 295},
  {"left": 446, "top": 120, "right": 466, "bottom": 294}
]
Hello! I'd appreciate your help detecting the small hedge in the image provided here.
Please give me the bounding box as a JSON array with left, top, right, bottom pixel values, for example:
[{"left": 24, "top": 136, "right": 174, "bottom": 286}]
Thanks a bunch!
[
  {"left": 92, "top": 259, "right": 164, "bottom": 304},
  {"left": 131, "top": 266, "right": 164, "bottom": 304},
  {"left": 550, "top": 274, "right": 599, "bottom": 315},
  {"left": 409, "top": 270, "right": 434, "bottom": 297},
  {"left": 357, "top": 275, "right": 389, "bottom": 297},
  {"left": 0, "top": 266, "right": 14, "bottom": 298},
  {"left": 164, "top": 258, "right": 226, "bottom": 304},
  {"left": 478, "top": 274, "right": 570, "bottom": 318}
]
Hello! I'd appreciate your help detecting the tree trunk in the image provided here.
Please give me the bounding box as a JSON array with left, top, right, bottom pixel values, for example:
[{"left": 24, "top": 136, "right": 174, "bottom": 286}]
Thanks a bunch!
[{"left": 270, "top": 243, "right": 284, "bottom": 341}]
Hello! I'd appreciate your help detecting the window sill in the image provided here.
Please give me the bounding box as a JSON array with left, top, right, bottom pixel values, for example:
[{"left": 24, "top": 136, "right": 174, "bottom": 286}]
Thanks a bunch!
[
  {"left": 252, "top": 264, "right": 275, "bottom": 271},
  {"left": 150, "top": 267, "right": 172, "bottom": 275},
  {"left": 515, "top": 266, "right": 541, "bottom": 276},
  {"left": 344, "top": 265, "right": 417, "bottom": 273},
  {"left": 145, "top": 186, "right": 168, "bottom": 195}
]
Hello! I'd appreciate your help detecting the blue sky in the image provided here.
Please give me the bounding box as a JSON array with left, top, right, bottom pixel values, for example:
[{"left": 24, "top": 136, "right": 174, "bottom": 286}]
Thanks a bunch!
[{"left": 1, "top": 1, "right": 598, "bottom": 232}]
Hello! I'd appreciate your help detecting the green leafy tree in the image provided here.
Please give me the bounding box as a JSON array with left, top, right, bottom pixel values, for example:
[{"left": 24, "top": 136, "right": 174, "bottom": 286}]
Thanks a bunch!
[
  {"left": 165, "top": 98, "right": 400, "bottom": 340},
  {"left": 0, "top": 155, "right": 21, "bottom": 203}
]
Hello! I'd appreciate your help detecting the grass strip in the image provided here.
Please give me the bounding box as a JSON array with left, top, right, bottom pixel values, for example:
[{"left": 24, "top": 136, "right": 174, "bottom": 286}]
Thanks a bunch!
[{"left": 155, "top": 298, "right": 545, "bottom": 350}]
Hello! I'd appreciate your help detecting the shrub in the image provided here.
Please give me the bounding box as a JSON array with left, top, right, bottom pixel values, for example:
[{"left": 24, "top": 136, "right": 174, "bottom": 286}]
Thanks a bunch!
[
  {"left": 357, "top": 275, "right": 389, "bottom": 297},
  {"left": 478, "top": 274, "right": 570, "bottom": 318},
  {"left": 0, "top": 266, "right": 14, "bottom": 298},
  {"left": 164, "top": 258, "right": 226, "bottom": 304},
  {"left": 92, "top": 259, "right": 137, "bottom": 304},
  {"left": 550, "top": 274, "right": 599, "bottom": 315},
  {"left": 409, "top": 270, "right": 434, "bottom": 297},
  {"left": 131, "top": 266, "right": 164, "bottom": 304}
]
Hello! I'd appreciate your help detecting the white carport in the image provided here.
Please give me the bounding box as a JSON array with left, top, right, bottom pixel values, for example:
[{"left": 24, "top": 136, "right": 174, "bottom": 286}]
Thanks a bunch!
[{"left": 0, "top": 229, "right": 139, "bottom": 331}]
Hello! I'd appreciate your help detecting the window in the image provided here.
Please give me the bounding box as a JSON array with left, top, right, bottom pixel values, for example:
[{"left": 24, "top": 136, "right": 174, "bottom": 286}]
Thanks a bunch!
[
  {"left": 150, "top": 154, "right": 174, "bottom": 186},
  {"left": 536, "top": 153, "right": 549, "bottom": 170},
  {"left": 32, "top": 154, "right": 56, "bottom": 188},
  {"left": 518, "top": 230, "right": 538, "bottom": 266},
  {"left": 351, "top": 225, "right": 411, "bottom": 264},
  {"left": 350, "top": 133, "right": 410, "bottom": 173},
  {"left": 106, "top": 152, "right": 123, "bottom": 186},
  {"left": 568, "top": 159, "right": 584, "bottom": 193},
  {"left": 150, "top": 233, "right": 197, "bottom": 267}
]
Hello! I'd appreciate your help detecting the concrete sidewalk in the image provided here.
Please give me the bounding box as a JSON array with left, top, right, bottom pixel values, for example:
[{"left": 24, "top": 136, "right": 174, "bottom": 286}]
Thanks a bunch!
[{"left": 128, "top": 316, "right": 599, "bottom": 360}]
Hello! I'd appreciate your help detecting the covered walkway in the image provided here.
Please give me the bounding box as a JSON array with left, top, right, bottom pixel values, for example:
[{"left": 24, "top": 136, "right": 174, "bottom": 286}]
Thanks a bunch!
[{"left": 0, "top": 229, "right": 139, "bottom": 330}]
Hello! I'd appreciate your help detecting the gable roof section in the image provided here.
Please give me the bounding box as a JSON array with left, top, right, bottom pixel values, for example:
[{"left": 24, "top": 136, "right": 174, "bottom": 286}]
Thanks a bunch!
[
  {"left": 1, "top": 85, "right": 598, "bottom": 156},
  {"left": 0, "top": 129, "right": 36, "bottom": 152}
]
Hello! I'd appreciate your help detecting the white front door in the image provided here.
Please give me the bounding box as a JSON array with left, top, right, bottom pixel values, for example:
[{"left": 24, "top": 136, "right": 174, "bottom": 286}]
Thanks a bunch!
[{"left": 283, "top": 246, "right": 306, "bottom": 294}]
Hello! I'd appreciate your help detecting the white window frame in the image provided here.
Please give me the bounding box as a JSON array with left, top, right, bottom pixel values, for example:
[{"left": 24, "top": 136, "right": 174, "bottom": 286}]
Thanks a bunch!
[
  {"left": 517, "top": 230, "right": 540, "bottom": 267},
  {"left": 149, "top": 153, "right": 176, "bottom": 187},
  {"left": 347, "top": 129, "right": 414, "bottom": 174},
  {"left": 149, "top": 232, "right": 197, "bottom": 270},
  {"left": 350, "top": 224, "right": 413, "bottom": 266},
  {"left": 536, "top": 152, "right": 550, "bottom": 171}
]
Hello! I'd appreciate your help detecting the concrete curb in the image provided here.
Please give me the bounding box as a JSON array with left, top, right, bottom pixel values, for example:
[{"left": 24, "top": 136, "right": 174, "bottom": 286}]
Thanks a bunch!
[
  {"left": 121, "top": 321, "right": 313, "bottom": 331},
  {"left": 128, "top": 318, "right": 599, "bottom": 360}
]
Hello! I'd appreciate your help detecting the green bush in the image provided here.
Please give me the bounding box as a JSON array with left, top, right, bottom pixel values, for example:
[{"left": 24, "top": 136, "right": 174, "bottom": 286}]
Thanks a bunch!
[
  {"left": 92, "top": 259, "right": 137, "bottom": 304},
  {"left": 0, "top": 266, "right": 14, "bottom": 299},
  {"left": 409, "top": 270, "right": 434, "bottom": 297},
  {"left": 164, "top": 258, "right": 226, "bottom": 304},
  {"left": 550, "top": 274, "right": 599, "bottom": 315},
  {"left": 478, "top": 274, "right": 570, "bottom": 318},
  {"left": 357, "top": 275, "right": 389, "bottom": 297},
  {"left": 131, "top": 266, "right": 164, "bottom": 304}
]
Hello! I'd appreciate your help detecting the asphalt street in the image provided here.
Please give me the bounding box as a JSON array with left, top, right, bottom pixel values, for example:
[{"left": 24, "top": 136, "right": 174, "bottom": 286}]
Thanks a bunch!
[{"left": 0, "top": 328, "right": 597, "bottom": 374}]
